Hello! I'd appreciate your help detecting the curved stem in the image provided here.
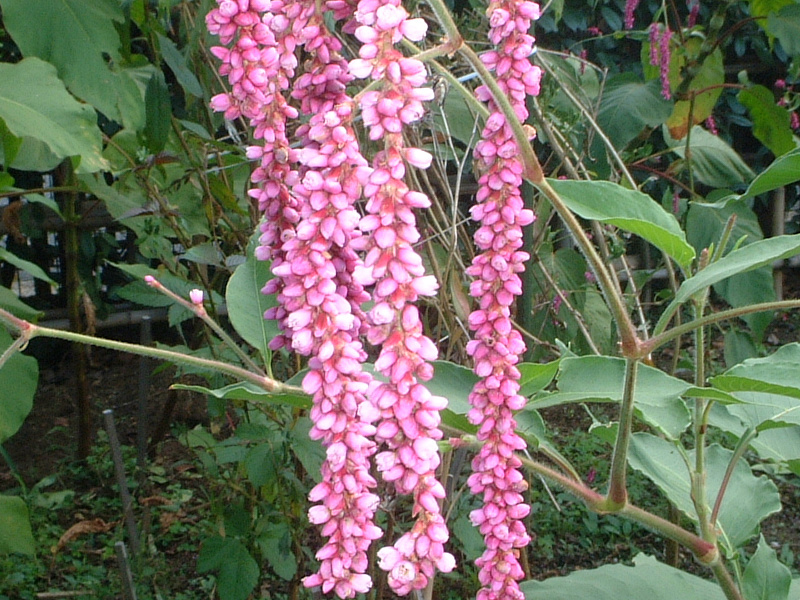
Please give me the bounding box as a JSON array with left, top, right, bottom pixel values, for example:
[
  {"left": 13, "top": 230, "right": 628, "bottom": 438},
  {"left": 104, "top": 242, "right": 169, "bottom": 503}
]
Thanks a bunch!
[
  {"left": 0, "top": 308, "right": 299, "bottom": 394},
  {"left": 710, "top": 428, "right": 756, "bottom": 527},
  {"left": 642, "top": 299, "right": 800, "bottom": 356},
  {"left": 537, "top": 179, "right": 641, "bottom": 355}
]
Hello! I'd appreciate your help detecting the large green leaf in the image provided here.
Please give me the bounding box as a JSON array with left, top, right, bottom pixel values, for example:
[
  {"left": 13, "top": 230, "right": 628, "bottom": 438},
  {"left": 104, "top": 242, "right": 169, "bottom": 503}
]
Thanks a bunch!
[
  {"left": 739, "top": 85, "right": 795, "bottom": 157},
  {"left": 628, "top": 435, "right": 781, "bottom": 550},
  {"left": 0, "top": 0, "right": 142, "bottom": 127},
  {"left": 0, "top": 327, "right": 38, "bottom": 444},
  {"left": 197, "top": 536, "right": 259, "bottom": 600},
  {"left": 546, "top": 179, "right": 695, "bottom": 268},
  {"left": 743, "top": 536, "right": 792, "bottom": 600},
  {"left": 597, "top": 74, "right": 673, "bottom": 150},
  {"left": 0, "top": 58, "right": 106, "bottom": 173},
  {"left": 225, "top": 235, "right": 280, "bottom": 361},
  {"left": 665, "top": 126, "right": 755, "bottom": 188},
  {"left": 655, "top": 235, "right": 800, "bottom": 334},
  {"left": 0, "top": 495, "right": 35, "bottom": 555},
  {"left": 522, "top": 554, "right": 726, "bottom": 600},
  {"left": 710, "top": 343, "right": 800, "bottom": 428},
  {"left": 740, "top": 147, "right": 800, "bottom": 200},
  {"left": 144, "top": 71, "right": 171, "bottom": 153},
  {"left": 768, "top": 4, "right": 800, "bottom": 56},
  {"left": 529, "top": 356, "right": 691, "bottom": 438}
]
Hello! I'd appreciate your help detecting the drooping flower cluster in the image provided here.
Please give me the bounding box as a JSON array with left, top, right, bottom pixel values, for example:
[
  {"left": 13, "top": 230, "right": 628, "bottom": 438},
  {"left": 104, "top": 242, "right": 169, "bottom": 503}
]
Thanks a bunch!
[
  {"left": 624, "top": 0, "right": 640, "bottom": 29},
  {"left": 648, "top": 23, "right": 672, "bottom": 100},
  {"left": 466, "top": 1, "right": 542, "bottom": 599},
  {"left": 208, "top": 2, "right": 383, "bottom": 597},
  {"left": 348, "top": 0, "right": 456, "bottom": 593}
]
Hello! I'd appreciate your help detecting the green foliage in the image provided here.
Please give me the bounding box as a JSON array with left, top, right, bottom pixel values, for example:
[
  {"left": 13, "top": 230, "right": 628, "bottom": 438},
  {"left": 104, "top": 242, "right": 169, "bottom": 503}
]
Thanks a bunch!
[
  {"left": 198, "top": 536, "right": 260, "bottom": 600},
  {"left": 522, "top": 554, "right": 728, "bottom": 600},
  {"left": 743, "top": 537, "right": 792, "bottom": 600},
  {"left": 547, "top": 179, "right": 695, "bottom": 268},
  {"left": 0, "top": 59, "right": 106, "bottom": 173}
]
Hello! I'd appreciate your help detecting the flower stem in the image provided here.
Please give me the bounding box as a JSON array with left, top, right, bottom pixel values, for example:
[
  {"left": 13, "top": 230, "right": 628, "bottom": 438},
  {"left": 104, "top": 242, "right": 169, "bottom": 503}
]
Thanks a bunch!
[{"left": 0, "top": 308, "right": 298, "bottom": 394}]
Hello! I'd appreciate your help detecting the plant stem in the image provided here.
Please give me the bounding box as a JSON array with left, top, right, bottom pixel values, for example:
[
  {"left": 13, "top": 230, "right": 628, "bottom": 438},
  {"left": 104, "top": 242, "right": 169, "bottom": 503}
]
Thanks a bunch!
[
  {"left": 709, "top": 428, "right": 756, "bottom": 526},
  {"left": 642, "top": 299, "right": 800, "bottom": 355},
  {"left": 144, "top": 276, "right": 266, "bottom": 376},
  {"left": 604, "top": 357, "right": 639, "bottom": 509},
  {"left": 0, "top": 308, "right": 300, "bottom": 395},
  {"left": 507, "top": 446, "right": 718, "bottom": 561}
]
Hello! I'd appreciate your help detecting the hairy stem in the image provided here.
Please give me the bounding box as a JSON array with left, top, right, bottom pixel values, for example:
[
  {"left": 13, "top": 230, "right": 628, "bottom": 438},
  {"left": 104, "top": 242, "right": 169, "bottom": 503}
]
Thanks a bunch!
[
  {"left": 0, "top": 309, "right": 298, "bottom": 394},
  {"left": 604, "top": 358, "right": 639, "bottom": 509}
]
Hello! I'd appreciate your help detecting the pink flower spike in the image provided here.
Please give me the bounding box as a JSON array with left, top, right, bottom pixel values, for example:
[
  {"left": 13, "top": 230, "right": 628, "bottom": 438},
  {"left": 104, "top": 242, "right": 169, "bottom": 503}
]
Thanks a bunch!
[{"left": 144, "top": 275, "right": 157, "bottom": 286}]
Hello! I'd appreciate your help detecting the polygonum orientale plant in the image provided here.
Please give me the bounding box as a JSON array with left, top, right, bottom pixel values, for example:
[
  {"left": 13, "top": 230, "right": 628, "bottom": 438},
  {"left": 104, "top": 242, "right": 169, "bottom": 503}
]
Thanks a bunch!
[{"left": 206, "top": 0, "right": 538, "bottom": 597}]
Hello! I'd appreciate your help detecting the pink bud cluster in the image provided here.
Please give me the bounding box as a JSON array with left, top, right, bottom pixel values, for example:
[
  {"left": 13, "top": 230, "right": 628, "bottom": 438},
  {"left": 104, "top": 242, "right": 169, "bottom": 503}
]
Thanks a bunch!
[
  {"left": 348, "top": 0, "right": 455, "bottom": 593},
  {"left": 624, "top": 0, "right": 640, "bottom": 29},
  {"left": 648, "top": 23, "right": 672, "bottom": 100},
  {"left": 466, "top": 1, "right": 541, "bottom": 599}
]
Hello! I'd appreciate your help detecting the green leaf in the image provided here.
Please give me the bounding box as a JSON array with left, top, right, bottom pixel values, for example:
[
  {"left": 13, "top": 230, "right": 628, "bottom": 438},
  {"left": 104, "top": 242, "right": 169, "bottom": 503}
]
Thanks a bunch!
[
  {"left": 225, "top": 236, "right": 280, "bottom": 361},
  {"left": 655, "top": 235, "right": 800, "bottom": 334},
  {"left": 288, "top": 417, "right": 325, "bottom": 484},
  {"left": 0, "top": 495, "right": 35, "bottom": 555},
  {"left": 739, "top": 85, "right": 795, "bottom": 156},
  {"left": 0, "top": 0, "right": 139, "bottom": 126},
  {"left": 144, "top": 71, "right": 171, "bottom": 153},
  {"left": 518, "top": 360, "right": 560, "bottom": 396},
  {"left": 257, "top": 521, "right": 297, "bottom": 581},
  {"left": 172, "top": 382, "right": 311, "bottom": 410},
  {"left": 427, "top": 360, "right": 478, "bottom": 433},
  {"left": 0, "top": 327, "right": 38, "bottom": 444},
  {"left": 522, "top": 554, "right": 726, "bottom": 600},
  {"left": 244, "top": 444, "right": 279, "bottom": 488},
  {"left": 665, "top": 126, "right": 755, "bottom": 188},
  {"left": 768, "top": 4, "right": 800, "bottom": 56},
  {"left": 628, "top": 436, "right": 781, "bottom": 550},
  {"left": 530, "top": 356, "right": 691, "bottom": 438},
  {"left": 597, "top": 74, "right": 673, "bottom": 150},
  {"left": 740, "top": 147, "right": 800, "bottom": 200},
  {"left": 0, "top": 248, "right": 57, "bottom": 285},
  {"left": 664, "top": 42, "right": 724, "bottom": 140},
  {"left": 710, "top": 343, "right": 800, "bottom": 428},
  {"left": 0, "top": 286, "right": 43, "bottom": 322},
  {"left": 687, "top": 199, "right": 774, "bottom": 339},
  {"left": 197, "top": 536, "right": 259, "bottom": 600},
  {"left": 0, "top": 58, "right": 106, "bottom": 173},
  {"left": 156, "top": 33, "right": 203, "bottom": 98},
  {"left": 181, "top": 242, "right": 224, "bottom": 267},
  {"left": 742, "top": 536, "right": 792, "bottom": 600},
  {"left": 546, "top": 179, "right": 695, "bottom": 268}
]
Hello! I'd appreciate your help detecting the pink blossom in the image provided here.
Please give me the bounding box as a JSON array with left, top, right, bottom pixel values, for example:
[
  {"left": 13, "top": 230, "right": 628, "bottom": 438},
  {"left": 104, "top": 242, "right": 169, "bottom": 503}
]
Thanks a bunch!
[
  {"left": 624, "top": 0, "right": 640, "bottom": 29},
  {"left": 350, "top": 0, "right": 453, "bottom": 593},
  {"left": 468, "top": 1, "right": 541, "bottom": 599}
]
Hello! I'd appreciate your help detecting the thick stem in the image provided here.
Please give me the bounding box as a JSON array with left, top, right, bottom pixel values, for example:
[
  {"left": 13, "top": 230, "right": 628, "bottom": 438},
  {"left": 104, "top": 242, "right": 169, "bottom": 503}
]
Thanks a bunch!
[
  {"left": 508, "top": 446, "right": 718, "bottom": 560},
  {"left": 61, "top": 162, "right": 93, "bottom": 460},
  {"left": 604, "top": 357, "right": 639, "bottom": 510}
]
